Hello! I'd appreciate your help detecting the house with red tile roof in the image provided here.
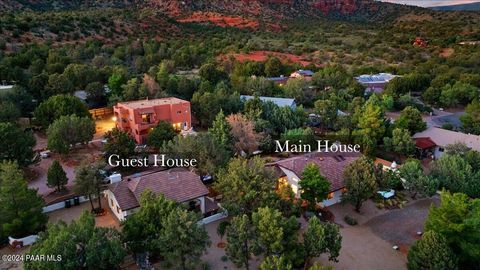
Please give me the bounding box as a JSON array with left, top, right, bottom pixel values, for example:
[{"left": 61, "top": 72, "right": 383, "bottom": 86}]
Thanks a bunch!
[
  {"left": 105, "top": 168, "right": 218, "bottom": 221},
  {"left": 268, "top": 153, "right": 361, "bottom": 207}
]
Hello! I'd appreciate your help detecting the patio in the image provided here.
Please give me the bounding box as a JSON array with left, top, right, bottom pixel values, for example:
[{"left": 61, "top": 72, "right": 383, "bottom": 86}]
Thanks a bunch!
[{"left": 47, "top": 197, "right": 120, "bottom": 229}]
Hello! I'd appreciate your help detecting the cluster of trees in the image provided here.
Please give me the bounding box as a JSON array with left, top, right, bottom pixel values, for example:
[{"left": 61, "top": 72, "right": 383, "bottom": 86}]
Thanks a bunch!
[
  {"left": 215, "top": 157, "right": 342, "bottom": 269},
  {"left": 407, "top": 191, "right": 480, "bottom": 269},
  {"left": 26, "top": 211, "right": 126, "bottom": 270},
  {"left": 122, "top": 191, "right": 210, "bottom": 270}
]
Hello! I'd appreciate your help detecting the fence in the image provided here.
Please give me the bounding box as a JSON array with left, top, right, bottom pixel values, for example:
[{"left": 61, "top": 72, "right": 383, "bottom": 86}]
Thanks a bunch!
[
  {"left": 42, "top": 196, "right": 90, "bottom": 213},
  {"left": 9, "top": 235, "right": 38, "bottom": 247},
  {"left": 89, "top": 107, "right": 113, "bottom": 119},
  {"left": 198, "top": 210, "right": 228, "bottom": 225}
]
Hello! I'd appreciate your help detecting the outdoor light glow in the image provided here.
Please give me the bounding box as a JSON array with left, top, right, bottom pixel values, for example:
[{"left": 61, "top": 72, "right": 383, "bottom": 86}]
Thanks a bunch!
[{"left": 112, "top": 116, "right": 117, "bottom": 121}]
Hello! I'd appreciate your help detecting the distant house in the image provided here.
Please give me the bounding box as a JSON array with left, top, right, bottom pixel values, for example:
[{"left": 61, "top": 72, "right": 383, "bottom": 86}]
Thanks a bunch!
[
  {"left": 265, "top": 76, "right": 289, "bottom": 86},
  {"left": 105, "top": 169, "right": 219, "bottom": 221},
  {"left": 240, "top": 95, "right": 296, "bottom": 109},
  {"left": 267, "top": 153, "right": 361, "bottom": 207},
  {"left": 290, "top": 69, "right": 314, "bottom": 79},
  {"left": 355, "top": 73, "right": 398, "bottom": 93},
  {"left": 114, "top": 97, "right": 192, "bottom": 144},
  {"left": 413, "top": 127, "right": 480, "bottom": 159}
]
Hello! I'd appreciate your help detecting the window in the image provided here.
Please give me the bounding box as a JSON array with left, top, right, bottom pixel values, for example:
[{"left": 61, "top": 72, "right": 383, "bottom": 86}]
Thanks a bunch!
[
  {"left": 438, "top": 147, "right": 444, "bottom": 152},
  {"left": 177, "top": 110, "right": 182, "bottom": 114},
  {"left": 116, "top": 206, "right": 120, "bottom": 214},
  {"left": 141, "top": 114, "right": 151, "bottom": 124},
  {"left": 327, "top": 192, "right": 334, "bottom": 199},
  {"left": 110, "top": 199, "right": 113, "bottom": 206}
]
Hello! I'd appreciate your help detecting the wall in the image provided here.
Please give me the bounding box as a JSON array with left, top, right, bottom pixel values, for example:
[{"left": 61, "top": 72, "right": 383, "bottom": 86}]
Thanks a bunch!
[
  {"left": 105, "top": 190, "right": 129, "bottom": 221},
  {"left": 322, "top": 189, "right": 343, "bottom": 207},
  {"left": 42, "top": 196, "right": 90, "bottom": 213}
]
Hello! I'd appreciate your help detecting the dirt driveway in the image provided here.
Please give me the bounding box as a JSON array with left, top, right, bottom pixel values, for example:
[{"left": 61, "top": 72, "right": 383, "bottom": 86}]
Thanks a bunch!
[{"left": 316, "top": 197, "right": 439, "bottom": 270}]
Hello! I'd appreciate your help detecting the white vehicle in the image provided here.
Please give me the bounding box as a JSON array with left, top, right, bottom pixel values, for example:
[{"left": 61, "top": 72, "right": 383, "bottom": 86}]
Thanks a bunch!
[{"left": 40, "top": 150, "right": 51, "bottom": 158}]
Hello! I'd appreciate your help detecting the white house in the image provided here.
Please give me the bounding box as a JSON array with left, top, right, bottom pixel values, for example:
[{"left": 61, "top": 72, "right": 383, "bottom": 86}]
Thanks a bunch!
[
  {"left": 268, "top": 153, "right": 361, "bottom": 207},
  {"left": 413, "top": 127, "right": 480, "bottom": 159},
  {"left": 105, "top": 168, "right": 218, "bottom": 221},
  {"left": 240, "top": 95, "right": 296, "bottom": 109}
]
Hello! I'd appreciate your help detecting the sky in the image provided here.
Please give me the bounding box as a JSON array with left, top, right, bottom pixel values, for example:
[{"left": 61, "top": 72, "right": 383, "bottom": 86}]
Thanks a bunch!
[{"left": 378, "top": 0, "right": 480, "bottom": 7}]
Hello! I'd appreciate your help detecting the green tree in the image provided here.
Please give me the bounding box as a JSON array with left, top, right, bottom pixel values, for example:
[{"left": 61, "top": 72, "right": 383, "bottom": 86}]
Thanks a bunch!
[
  {"left": 353, "top": 98, "right": 385, "bottom": 155},
  {"left": 215, "top": 157, "right": 275, "bottom": 215},
  {"left": 47, "top": 115, "right": 95, "bottom": 154},
  {"left": 304, "top": 217, "right": 342, "bottom": 268},
  {"left": 122, "top": 191, "right": 177, "bottom": 254},
  {"left": 395, "top": 106, "right": 426, "bottom": 135},
  {"left": 300, "top": 163, "right": 331, "bottom": 209},
  {"left": 103, "top": 128, "right": 136, "bottom": 164},
  {"left": 460, "top": 99, "right": 480, "bottom": 135},
  {"left": 342, "top": 156, "right": 378, "bottom": 212},
  {"left": 314, "top": 99, "right": 338, "bottom": 129},
  {"left": 429, "top": 154, "right": 473, "bottom": 193},
  {"left": 108, "top": 66, "right": 129, "bottom": 96},
  {"left": 264, "top": 57, "right": 283, "bottom": 77},
  {"left": 0, "top": 161, "right": 47, "bottom": 239},
  {"left": 226, "top": 214, "right": 255, "bottom": 270},
  {"left": 400, "top": 159, "right": 437, "bottom": 199},
  {"left": 147, "top": 121, "right": 176, "bottom": 149},
  {"left": 199, "top": 63, "right": 227, "bottom": 84},
  {"left": 0, "top": 101, "right": 20, "bottom": 123},
  {"left": 0, "top": 122, "right": 35, "bottom": 166},
  {"left": 162, "top": 133, "right": 230, "bottom": 176},
  {"left": 252, "top": 207, "right": 285, "bottom": 256},
  {"left": 25, "top": 211, "right": 125, "bottom": 270},
  {"left": 407, "top": 231, "right": 458, "bottom": 270},
  {"left": 85, "top": 82, "right": 106, "bottom": 106},
  {"left": 47, "top": 160, "right": 68, "bottom": 192},
  {"left": 158, "top": 207, "right": 210, "bottom": 270},
  {"left": 390, "top": 128, "right": 415, "bottom": 155},
  {"left": 209, "top": 110, "right": 233, "bottom": 148},
  {"left": 424, "top": 191, "right": 480, "bottom": 268},
  {"left": 260, "top": 255, "right": 293, "bottom": 270},
  {"left": 73, "top": 162, "right": 105, "bottom": 212},
  {"left": 34, "top": 95, "right": 91, "bottom": 129}
]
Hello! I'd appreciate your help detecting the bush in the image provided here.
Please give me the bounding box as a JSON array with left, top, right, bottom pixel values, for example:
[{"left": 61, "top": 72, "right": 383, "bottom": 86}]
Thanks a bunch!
[
  {"left": 442, "top": 123, "right": 454, "bottom": 130},
  {"left": 344, "top": 215, "right": 358, "bottom": 226}
]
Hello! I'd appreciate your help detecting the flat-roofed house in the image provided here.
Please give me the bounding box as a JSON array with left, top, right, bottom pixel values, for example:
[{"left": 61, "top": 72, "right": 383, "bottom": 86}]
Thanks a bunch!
[
  {"left": 105, "top": 169, "right": 216, "bottom": 221},
  {"left": 355, "top": 73, "right": 398, "bottom": 93},
  {"left": 113, "top": 98, "right": 191, "bottom": 144},
  {"left": 267, "top": 153, "right": 361, "bottom": 207}
]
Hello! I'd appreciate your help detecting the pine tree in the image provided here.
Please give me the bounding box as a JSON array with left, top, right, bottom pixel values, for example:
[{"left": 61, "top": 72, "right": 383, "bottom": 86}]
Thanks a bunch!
[
  {"left": 157, "top": 208, "right": 211, "bottom": 270},
  {"left": 0, "top": 161, "right": 47, "bottom": 238},
  {"left": 407, "top": 231, "right": 458, "bottom": 270},
  {"left": 226, "top": 214, "right": 255, "bottom": 270},
  {"left": 47, "top": 160, "right": 68, "bottom": 192},
  {"left": 342, "top": 156, "right": 378, "bottom": 212}
]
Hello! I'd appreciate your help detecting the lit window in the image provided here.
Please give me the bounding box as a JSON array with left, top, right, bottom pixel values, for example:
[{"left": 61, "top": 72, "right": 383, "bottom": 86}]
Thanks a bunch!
[
  {"left": 327, "top": 192, "right": 334, "bottom": 199},
  {"left": 141, "top": 114, "right": 151, "bottom": 123},
  {"left": 116, "top": 206, "right": 120, "bottom": 213}
]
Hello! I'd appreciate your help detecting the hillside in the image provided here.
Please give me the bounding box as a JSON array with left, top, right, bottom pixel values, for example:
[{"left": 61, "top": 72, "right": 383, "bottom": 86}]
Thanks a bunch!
[{"left": 431, "top": 1, "right": 480, "bottom": 11}]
